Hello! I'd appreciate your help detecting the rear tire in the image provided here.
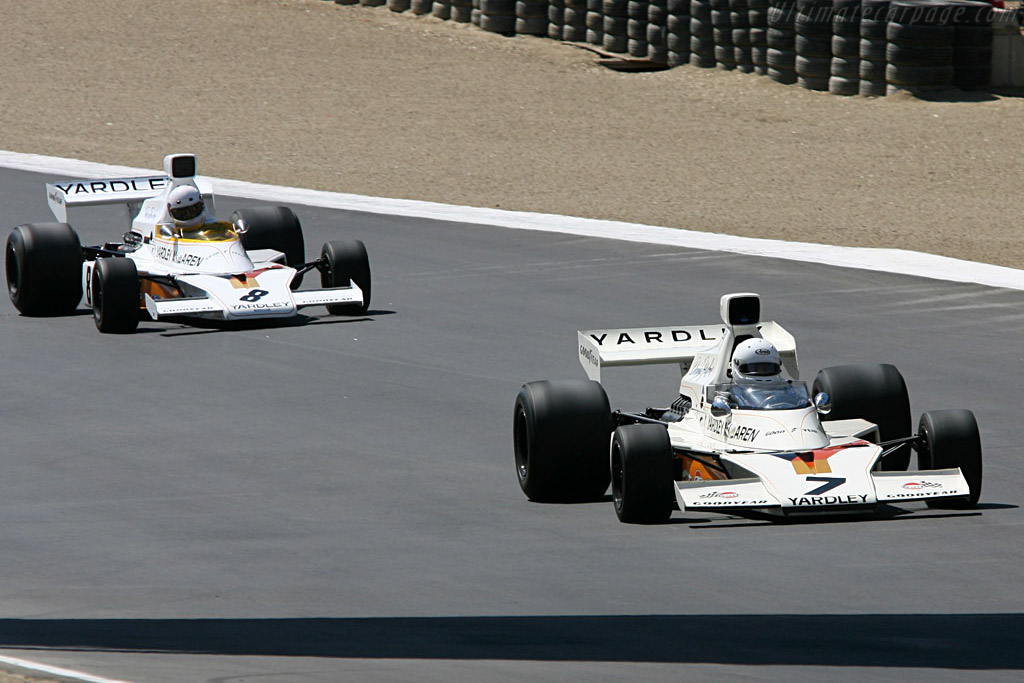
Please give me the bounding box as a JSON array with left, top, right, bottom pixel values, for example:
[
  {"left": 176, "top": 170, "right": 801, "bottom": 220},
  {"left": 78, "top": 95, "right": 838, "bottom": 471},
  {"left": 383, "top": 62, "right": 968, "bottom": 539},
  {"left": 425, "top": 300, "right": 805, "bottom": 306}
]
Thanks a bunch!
[
  {"left": 91, "top": 257, "right": 140, "bottom": 334},
  {"left": 6, "top": 222, "right": 82, "bottom": 316},
  {"left": 917, "top": 409, "right": 982, "bottom": 509},
  {"left": 611, "top": 424, "right": 674, "bottom": 524},
  {"left": 231, "top": 206, "right": 305, "bottom": 266},
  {"left": 812, "top": 363, "right": 912, "bottom": 471},
  {"left": 320, "top": 240, "right": 371, "bottom": 316},
  {"left": 513, "top": 379, "right": 612, "bottom": 503}
]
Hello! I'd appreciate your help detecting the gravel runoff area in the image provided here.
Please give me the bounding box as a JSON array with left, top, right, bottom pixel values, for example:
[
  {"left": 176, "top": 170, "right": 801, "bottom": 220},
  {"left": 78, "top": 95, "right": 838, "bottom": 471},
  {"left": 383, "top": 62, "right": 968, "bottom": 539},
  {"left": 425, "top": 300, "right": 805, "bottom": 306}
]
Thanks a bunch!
[
  {"left": 0, "top": 0, "right": 1021, "bottom": 681},
  {"left": 0, "top": 0, "right": 1023, "bottom": 272}
]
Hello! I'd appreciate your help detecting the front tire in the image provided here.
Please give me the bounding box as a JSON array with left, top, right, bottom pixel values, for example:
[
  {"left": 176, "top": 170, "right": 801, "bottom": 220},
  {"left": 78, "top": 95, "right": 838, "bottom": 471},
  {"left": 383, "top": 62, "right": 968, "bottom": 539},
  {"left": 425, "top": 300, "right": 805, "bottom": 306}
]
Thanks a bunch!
[
  {"left": 6, "top": 222, "right": 82, "bottom": 316},
  {"left": 918, "top": 409, "right": 982, "bottom": 509},
  {"left": 91, "top": 258, "right": 139, "bottom": 334},
  {"left": 611, "top": 424, "right": 674, "bottom": 524},
  {"left": 231, "top": 206, "right": 305, "bottom": 266},
  {"left": 321, "top": 240, "right": 371, "bottom": 316},
  {"left": 813, "top": 363, "right": 912, "bottom": 471},
  {"left": 513, "top": 379, "right": 612, "bottom": 503}
]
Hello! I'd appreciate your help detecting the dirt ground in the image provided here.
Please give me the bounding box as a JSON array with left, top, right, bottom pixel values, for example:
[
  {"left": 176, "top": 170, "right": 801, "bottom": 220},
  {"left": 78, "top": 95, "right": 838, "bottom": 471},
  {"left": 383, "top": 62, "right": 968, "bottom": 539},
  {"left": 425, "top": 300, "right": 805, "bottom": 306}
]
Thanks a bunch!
[
  {"left": 0, "top": 0, "right": 1021, "bottom": 680},
  {"left": 0, "top": 0, "right": 1022, "bottom": 272}
]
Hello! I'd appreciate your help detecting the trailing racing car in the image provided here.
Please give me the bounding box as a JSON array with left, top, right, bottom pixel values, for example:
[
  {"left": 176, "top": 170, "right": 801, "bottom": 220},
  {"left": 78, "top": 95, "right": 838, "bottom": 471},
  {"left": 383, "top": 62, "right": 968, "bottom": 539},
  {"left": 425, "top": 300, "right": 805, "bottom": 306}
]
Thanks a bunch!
[
  {"left": 513, "top": 292, "right": 983, "bottom": 524},
  {"left": 5, "top": 153, "right": 370, "bottom": 332}
]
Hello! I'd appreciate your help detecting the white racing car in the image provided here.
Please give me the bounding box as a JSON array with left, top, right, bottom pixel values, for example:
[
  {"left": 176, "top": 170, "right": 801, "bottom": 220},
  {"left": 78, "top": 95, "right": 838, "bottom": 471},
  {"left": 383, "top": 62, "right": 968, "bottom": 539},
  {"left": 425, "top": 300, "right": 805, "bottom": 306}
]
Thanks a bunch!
[
  {"left": 513, "top": 292, "right": 983, "bottom": 524},
  {"left": 5, "top": 153, "right": 370, "bottom": 332}
]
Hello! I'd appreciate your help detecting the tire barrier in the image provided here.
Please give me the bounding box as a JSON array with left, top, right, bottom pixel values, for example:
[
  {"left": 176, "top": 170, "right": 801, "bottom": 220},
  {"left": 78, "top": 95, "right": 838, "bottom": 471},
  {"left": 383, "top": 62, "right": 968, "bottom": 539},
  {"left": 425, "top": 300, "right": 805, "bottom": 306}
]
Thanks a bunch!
[
  {"left": 481, "top": 0, "right": 517, "bottom": 33},
  {"left": 433, "top": 0, "right": 453, "bottom": 20},
  {"left": 666, "top": 0, "right": 691, "bottom": 65},
  {"left": 951, "top": 0, "right": 994, "bottom": 90},
  {"left": 549, "top": 0, "right": 566, "bottom": 38},
  {"left": 333, "top": 0, "right": 1002, "bottom": 96},
  {"left": 564, "top": 0, "right": 589, "bottom": 40},
  {"left": 829, "top": 0, "right": 861, "bottom": 94},
  {"left": 767, "top": 0, "right": 798, "bottom": 83},
  {"left": 750, "top": 0, "right": 770, "bottom": 74},
  {"left": 886, "top": 0, "right": 955, "bottom": 95},
  {"left": 859, "top": 0, "right": 889, "bottom": 95},
  {"left": 586, "top": 0, "right": 604, "bottom": 44},
  {"left": 691, "top": 0, "right": 716, "bottom": 67},
  {"left": 795, "top": 0, "right": 833, "bottom": 90},
  {"left": 732, "top": 0, "right": 755, "bottom": 72},
  {"left": 453, "top": 0, "right": 474, "bottom": 21},
  {"left": 711, "top": 0, "right": 736, "bottom": 69},
  {"left": 628, "top": 0, "right": 651, "bottom": 57},
  {"left": 517, "top": 0, "right": 549, "bottom": 35},
  {"left": 604, "top": 0, "right": 630, "bottom": 53},
  {"left": 648, "top": 0, "right": 670, "bottom": 63}
]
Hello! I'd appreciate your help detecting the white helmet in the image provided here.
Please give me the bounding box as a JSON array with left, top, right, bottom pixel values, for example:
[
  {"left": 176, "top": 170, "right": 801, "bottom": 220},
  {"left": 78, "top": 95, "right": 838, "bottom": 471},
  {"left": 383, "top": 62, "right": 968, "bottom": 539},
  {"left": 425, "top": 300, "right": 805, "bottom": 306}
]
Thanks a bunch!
[
  {"left": 167, "top": 185, "right": 206, "bottom": 228},
  {"left": 731, "top": 338, "right": 782, "bottom": 384}
]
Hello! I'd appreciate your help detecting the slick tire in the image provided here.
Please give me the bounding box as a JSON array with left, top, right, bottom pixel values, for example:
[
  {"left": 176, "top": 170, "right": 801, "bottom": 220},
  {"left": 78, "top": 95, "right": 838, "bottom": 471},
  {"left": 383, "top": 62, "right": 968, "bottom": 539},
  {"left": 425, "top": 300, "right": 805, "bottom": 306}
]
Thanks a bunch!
[
  {"left": 91, "top": 257, "right": 139, "bottom": 334},
  {"left": 6, "top": 222, "right": 83, "bottom": 316},
  {"left": 611, "top": 424, "right": 674, "bottom": 524},
  {"left": 514, "top": 379, "right": 613, "bottom": 503},
  {"left": 231, "top": 206, "right": 305, "bottom": 267},
  {"left": 917, "top": 409, "right": 982, "bottom": 509},
  {"left": 320, "top": 240, "right": 371, "bottom": 316},
  {"left": 813, "top": 363, "right": 912, "bottom": 471}
]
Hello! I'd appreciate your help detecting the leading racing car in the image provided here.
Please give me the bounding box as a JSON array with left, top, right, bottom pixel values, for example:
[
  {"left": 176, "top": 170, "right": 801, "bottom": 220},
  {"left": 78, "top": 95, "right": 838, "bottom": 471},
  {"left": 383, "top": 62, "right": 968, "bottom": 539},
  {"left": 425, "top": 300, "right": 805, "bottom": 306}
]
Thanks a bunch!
[
  {"left": 5, "top": 153, "right": 370, "bottom": 332},
  {"left": 513, "top": 292, "right": 983, "bottom": 524}
]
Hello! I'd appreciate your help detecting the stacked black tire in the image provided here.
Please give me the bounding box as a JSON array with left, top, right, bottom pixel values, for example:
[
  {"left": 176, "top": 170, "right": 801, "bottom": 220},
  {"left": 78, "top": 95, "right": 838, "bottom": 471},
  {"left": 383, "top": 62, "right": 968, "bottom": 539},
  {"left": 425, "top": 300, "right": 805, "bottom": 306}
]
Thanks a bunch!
[
  {"left": 796, "top": 0, "right": 833, "bottom": 90},
  {"left": 481, "top": 0, "right": 517, "bottom": 33},
  {"left": 732, "top": 0, "right": 755, "bottom": 73},
  {"left": 666, "top": 0, "right": 691, "bottom": 65},
  {"left": 829, "top": 0, "right": 861, "bottom": 94},
  {"left": 452, "top": 0, "right": 473, "bottom": 20},
  {"left": 517, "top": 0, "right": 550, "bottom": 35},
  {"left": 629, "top": 0, "right": 651, "bottom": 57},
  {"left": 549, "top": 0, "right": 565, "bottom": 37},
  {"left": 691, "top": 0, "right": 716, "bottom": 67},
  {"left": 648, "top": 0, "right": 670, "bottom": 63},
  {"left": 711, "top": 0, "right": 736, "bottom": 69},
  {"left": 886, "top": 1, "right": 956, "bottom": 95},
  {"left": 411, "top": 0, "right": 432, "bottom": 14},
  {"left": 388, "top": 0, "right": 412, "bottom": 12},
  {"left": 433, "top": 0, "right": 453, "bottom": 19},
  {"left": 564, "top": 0, "right": 589, "bottom": 39},
  {"left": 750, "top": 0, "right": 770, "bottom": 74},
  {"left": 952, "top": 0, "right": 995, "bottom": 90},
  {"left": 604, "top": 0, "right": 630, "bottom": 52},
  {"left": 767, "top": 0, "right": 798, "bottom": 84},
  {"left": 587, "top": 0, "right": 604, "bottom": 44},
  {"left": 859, "top": 0, "right": 889, "bottom": 95}
]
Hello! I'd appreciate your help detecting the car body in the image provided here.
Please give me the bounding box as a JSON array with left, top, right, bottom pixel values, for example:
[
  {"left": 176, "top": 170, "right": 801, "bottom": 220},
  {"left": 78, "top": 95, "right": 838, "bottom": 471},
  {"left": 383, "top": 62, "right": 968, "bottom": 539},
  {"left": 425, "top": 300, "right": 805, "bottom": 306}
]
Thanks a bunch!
[
  {"left": 6, "top": 153, "right": 370, "bottom": 332},
  {"left": 514, "top": 292, "right": 982, "bottom": 524}
]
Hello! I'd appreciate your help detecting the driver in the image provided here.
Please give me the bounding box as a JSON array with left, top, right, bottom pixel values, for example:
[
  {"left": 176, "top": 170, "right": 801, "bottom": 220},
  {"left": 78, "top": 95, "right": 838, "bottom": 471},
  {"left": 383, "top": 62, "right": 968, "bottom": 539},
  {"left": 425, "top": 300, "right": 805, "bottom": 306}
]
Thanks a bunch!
[
  {"left": 731, "top": 338, "right": 782, "bottom": 384},
  {"left": 728, "top": 338, "right": 808, "bottom": 409},
  {"left": 163, "top": 185, "right": 233, "bottom": 240}
]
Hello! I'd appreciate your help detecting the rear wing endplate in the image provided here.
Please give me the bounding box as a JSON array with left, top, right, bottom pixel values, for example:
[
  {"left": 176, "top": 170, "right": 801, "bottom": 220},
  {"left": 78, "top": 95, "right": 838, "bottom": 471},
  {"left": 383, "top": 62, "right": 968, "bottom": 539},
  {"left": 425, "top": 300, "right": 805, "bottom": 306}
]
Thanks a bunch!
[{"left": 578, "top": 321, "right": 797, "bottom": 382}]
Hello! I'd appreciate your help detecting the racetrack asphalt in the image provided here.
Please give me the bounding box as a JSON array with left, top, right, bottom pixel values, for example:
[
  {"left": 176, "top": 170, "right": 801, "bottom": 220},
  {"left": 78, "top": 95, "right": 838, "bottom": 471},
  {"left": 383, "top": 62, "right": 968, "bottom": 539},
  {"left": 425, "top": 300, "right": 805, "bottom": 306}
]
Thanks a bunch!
[{"left": 1, "top": 164, "right": 1024, "bottom": 682}]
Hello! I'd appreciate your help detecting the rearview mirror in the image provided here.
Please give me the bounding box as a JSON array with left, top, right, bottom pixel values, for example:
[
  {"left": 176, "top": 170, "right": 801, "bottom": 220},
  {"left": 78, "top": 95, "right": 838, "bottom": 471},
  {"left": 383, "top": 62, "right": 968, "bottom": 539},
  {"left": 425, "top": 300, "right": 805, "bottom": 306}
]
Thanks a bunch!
[
  {"left": 813, "top": 392, "right": 832, "bottom": 415},
  {"left": 710, "top": 396, "right": 732, "bottom": 418}
]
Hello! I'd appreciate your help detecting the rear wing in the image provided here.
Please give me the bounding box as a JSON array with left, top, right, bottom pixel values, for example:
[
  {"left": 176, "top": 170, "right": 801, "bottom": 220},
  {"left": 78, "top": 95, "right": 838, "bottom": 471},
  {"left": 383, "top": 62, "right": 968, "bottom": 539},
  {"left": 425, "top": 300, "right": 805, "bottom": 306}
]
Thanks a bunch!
[
  {"left": 46, "top": 175, "right": 214, "bottom": 223},
  {"left": 577, "top": 320, "right": 797, "bottom": 382}
]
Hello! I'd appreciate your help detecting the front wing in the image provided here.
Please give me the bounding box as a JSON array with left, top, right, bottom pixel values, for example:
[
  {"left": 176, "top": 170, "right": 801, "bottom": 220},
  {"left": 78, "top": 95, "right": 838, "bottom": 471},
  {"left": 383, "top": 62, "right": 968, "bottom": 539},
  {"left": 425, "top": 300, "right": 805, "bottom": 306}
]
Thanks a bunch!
[{"left": 676, "top": 468, "right": 971, "bottom": 513}]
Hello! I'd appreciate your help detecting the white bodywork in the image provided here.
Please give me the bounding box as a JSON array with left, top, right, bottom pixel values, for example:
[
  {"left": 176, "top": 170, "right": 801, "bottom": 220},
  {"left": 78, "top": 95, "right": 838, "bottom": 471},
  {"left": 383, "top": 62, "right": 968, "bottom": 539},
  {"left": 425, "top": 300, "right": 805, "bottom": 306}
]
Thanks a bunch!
[
  {"left": 48, "top": 154, "right": 361, "bottom": 321},
  {"left": 579, "top": 293, "right": 972, "bottom": 514}
]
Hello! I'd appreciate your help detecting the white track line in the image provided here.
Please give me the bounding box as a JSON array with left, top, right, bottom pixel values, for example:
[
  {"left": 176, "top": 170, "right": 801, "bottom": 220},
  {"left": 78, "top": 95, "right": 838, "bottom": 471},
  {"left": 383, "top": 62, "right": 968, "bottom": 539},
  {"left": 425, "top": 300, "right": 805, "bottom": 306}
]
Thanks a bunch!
[
  {"left": 2, "top": 150, "right": 1022, "bottom": 291},
  {"left": 0, "top": 654, "right": 130, "bottom": 683}
]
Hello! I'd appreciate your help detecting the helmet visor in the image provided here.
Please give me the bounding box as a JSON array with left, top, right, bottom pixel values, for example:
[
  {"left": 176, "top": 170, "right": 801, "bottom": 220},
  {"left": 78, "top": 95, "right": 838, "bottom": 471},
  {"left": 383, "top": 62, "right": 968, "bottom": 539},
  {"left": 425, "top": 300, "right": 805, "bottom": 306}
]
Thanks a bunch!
[
  {"left": 737, "top": 361, "right": 780, "bottom": 376},
  {"left": 169, "top": 199, "right": 204, "bottom": 222}
]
